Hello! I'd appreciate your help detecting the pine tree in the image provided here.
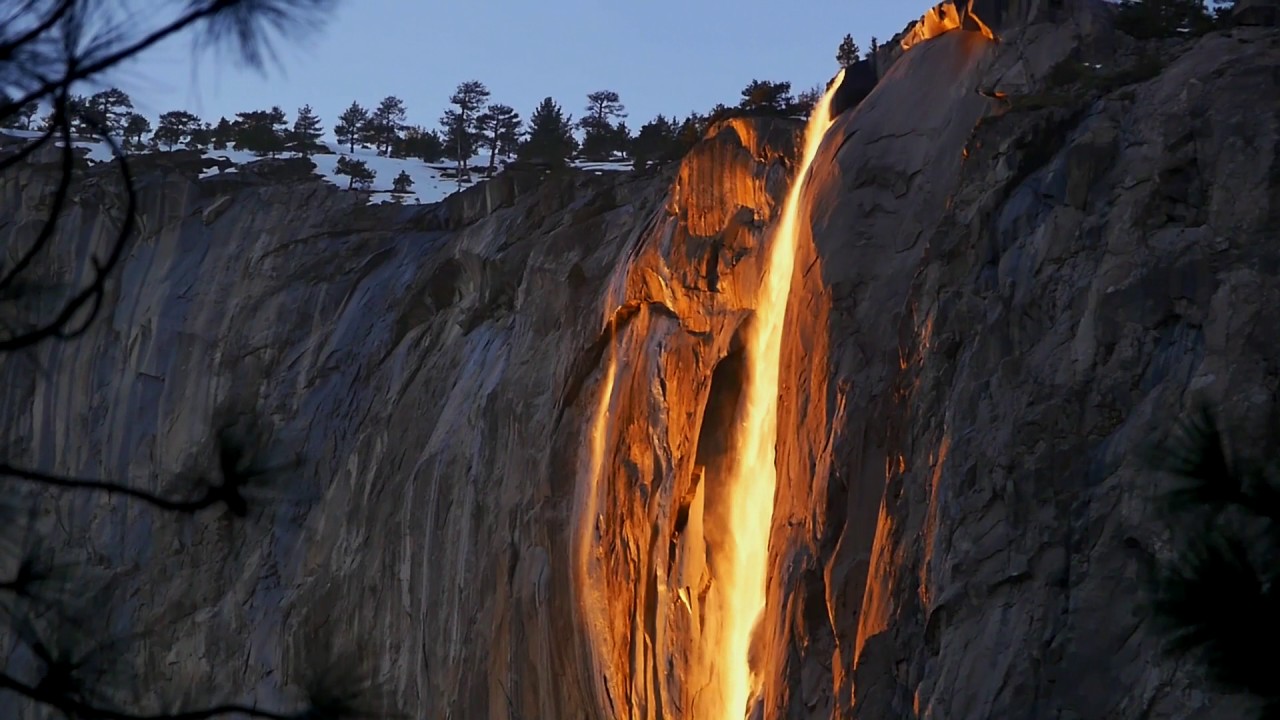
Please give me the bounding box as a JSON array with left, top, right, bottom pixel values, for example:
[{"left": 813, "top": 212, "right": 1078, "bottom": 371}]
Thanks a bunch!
[
  {"left": 476, "top": 103, "right": 521, "bottom": 175},
  {"left": 210, "top": 116, "right": 235, "bottom": 150},
  {"left": 334, "top": 101, "right": 369, "bottom": 153},
  {"left": 836, "top": 34, "right": 861, "bottom": 67},
  {"left": 121, "top": 112, "right": 151, "bottom": 151},
  {"left": 579, "top": 90, "right": 626, "bottom": 161},
  {"left": 631, "top": 114, "right": 678, "bottom": 171},
  {"left": 84, "top": 88, "right": 134, "bottom": 135},
  {"left": 290, "top": 103, "right": 324, "bottom": 155},
  {"left": 391, "top": 169, "right": 414, "bottom": 193},
  {"left": 739, "top": 80, "right": 794, "bottom": 113},
  {"left": 394, "top": 125, "right": 445, "bottom": 163},
  {"left": 613, "top": 121, "right": 632, "bottom": 158},
  {"left": 444, "top": 80, "right": 491, "bottom": 180},
  {"left": 440, "top": 109, "right": 473, "bottom": 183},
  {"left": 63, "top": 94, "right": 93, "bottom": 135},
  {"left": 233, "top": 106, "right": 288, "bottom": 156},
  {"left": 792, "top": 86, "right": 823, "bottom": 116},
  {"left": 334, "top": 155, "right": 375, "bottom": 189},
  {"left": 673, "top": 112, "right": 708, "bottom": 157},
  {"left": 0, "top": 98, "right": 38, "bottom": 130},
  {"left": 364, "top": 96, "right": 406, "bottom": 156},
  {"left": 41, "top": 96, "right": 97, "bottom": 135},
  {"left": 153, "top": 109, "right": 203, "bottom": 150},
  {"left": 186, "top": 122, "right": 213, "bottom": 150},
  {"left": 868, "top": 36, "right": 880, "bottom": 60},
  {"left": 1115, "top": 0, "right": 1215, "bottom": 37},
  {"left": 518, "top": 97, "right": 577, "bottom": 166}
]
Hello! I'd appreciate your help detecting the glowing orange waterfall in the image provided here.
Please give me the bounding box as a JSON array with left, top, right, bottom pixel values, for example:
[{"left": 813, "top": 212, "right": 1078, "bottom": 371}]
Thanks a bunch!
[
  {"left": 574, "top": 272, "right": 625, "bottom": 717},
  {"left": 710, "top": 69, "right": 845, "bottom": 720}
]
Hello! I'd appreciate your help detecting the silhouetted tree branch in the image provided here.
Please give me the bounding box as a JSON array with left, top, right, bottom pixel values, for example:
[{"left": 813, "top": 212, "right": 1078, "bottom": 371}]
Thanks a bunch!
[
  {"left": 1145, "top": 400, "right": 1280, "bottom": 718},
  {"left": 0, "top": 2, "right": 382, "bottom": 719},
  {"left": 0, "top": 417, "right": 301, "bottom": 517},
  {"left": 0, "top": 106, "right": 134, "bottom": 351}
]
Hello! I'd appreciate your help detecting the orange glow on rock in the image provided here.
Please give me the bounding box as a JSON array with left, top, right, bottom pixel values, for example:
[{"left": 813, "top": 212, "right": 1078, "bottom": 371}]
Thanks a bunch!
[
  {"left": 919, "top": 433, "right": 950, "bottom": 609},
  {"left": 574, "top": 318, "right": 621, "bottom": 717},
  {"left": 899, "top": 2, "right": 996, "bottom": 51}
]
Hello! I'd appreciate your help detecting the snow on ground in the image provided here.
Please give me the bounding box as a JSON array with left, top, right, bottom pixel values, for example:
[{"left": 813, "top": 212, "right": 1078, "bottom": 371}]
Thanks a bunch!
[
  {"left": 2, "top": 127, "right": 120, "bottom": 163},
  {"left": 3, "top": 128, "right": 633, "bottom": 206},
  {"left": 193, "top": 143, "right": 504, "bottom": 205},
  {"left": 577, "top": 160, "right": 634, "bottom": 172}
]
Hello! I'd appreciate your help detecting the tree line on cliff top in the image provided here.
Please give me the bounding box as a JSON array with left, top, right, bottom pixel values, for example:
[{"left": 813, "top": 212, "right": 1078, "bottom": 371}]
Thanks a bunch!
[
  {"left": 1, "top": 80, "right": 829, "bottom": 180},
  {"left": 0, "top": 31, "right": 896, "bottom": 186}
]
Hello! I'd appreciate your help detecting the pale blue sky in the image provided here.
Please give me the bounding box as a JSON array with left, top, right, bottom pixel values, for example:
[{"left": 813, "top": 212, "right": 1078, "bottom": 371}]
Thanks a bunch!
[{"left": 107, "top": 1, "right": 934, "bottom": 139}]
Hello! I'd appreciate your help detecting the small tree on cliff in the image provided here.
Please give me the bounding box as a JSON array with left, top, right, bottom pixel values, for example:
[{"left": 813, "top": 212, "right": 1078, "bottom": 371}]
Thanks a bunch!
[
  {"left": 579, "top": 90, "right": 627, "bottom": 160},
  {"left": 234, "top": 106, "right": 289, "bottom": 156},
  {"left": 672, "top": 111, "right": 709, "bottom": 158},
  {"left": 392, "top": 169, "right": 414, "bottom": 193},
  {"left": 518, "top": 97, "right": 577, "bottom": 166},
  {"left": 1115, "top": 0, "right": 1216, "bottom": 37},
  {"left": 363, "top": 95, "right": 407, "bottom": 156},
  {"left": 1144, "top": 402, "right": 1280, "bottom": 717},
  {"left": 290, "top": 103, "right": 326, "bottom": 155},
  {"left": 836, "top": 34, "right": 861, "bottom": 67},
  {"left": 631, "top": 114, "right": 679, "bottom": 171},
  {"left": 84, "top": 87, "right": 135, "bottom": 136},
  {"left": 153, "top": 109, "right": 202, "bottom": 150},
  {"left": 334, "top": 155, "right": 375, "bottom": 189},
  {"left": 187, "top": 121, "right": 214, "bottom": 150},
  {"left": 0, "top": 1, "right": 379, "bottom": 717},
  {"left": 394, "top": 125, "right": 445, "bottom": 162},
  {"left": 213, "top": 116, "right": 238, "bottom": 150},
  {"left": 121, "top": 112, "right": 151, "bottom": 151},
  {"left": 441, "top": 80, "right": 491, "bottom": 181},
  {"left": 335, "top": 101, "right": 370, "bottom": 153},
  {"left": 739, "top": 80, "right": 794, "bottom": 114},
  {"left": 476, "top": 103, "right": 522, "bottom": 175},
  {"left": 0, "top": 95, "right": 39, "bottom": 129}
]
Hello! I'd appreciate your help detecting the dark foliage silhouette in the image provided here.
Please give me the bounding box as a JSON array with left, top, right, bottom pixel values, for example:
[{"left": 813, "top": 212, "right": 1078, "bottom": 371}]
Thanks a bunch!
[
  {"left": 0, "top": 1, "right": 382, "bottom": 718},
  {"left": 1146, "top": 401, "right": 1280, "bottom": 718}
]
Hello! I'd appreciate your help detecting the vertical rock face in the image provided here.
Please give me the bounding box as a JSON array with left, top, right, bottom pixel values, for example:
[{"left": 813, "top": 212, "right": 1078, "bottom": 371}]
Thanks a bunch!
[
  {"left": 762, "top": 28, "right": 1002, "bottom": 720},
  {"left": 0, "top": 149, "right": 666, "bottom": 718},
  {"left": 786, "top": 19, "right": 1279, "bottom": 720},
  {"left": 0, "top": 116, "right": 803, "bottom": 719},
  {"left": 577, "top": 117, "right": 802, "bottom": 719},
  {"left": 2, "top": 10, "right": 1278, "bottom": 720}
]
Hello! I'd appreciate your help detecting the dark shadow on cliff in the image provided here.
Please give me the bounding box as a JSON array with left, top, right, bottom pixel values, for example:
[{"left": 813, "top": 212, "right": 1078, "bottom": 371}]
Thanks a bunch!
[
  {"left": 0, "top": 1, "right": 387, "bottom": 718},
  {"left": 1144, "top": 400, "right": 1280, "bottom": 719}
]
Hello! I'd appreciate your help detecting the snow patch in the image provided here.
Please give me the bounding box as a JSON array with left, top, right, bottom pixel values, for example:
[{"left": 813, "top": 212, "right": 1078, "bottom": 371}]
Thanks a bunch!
[{"left": 3, "top": 129, "right": 631, "bottom": 206}]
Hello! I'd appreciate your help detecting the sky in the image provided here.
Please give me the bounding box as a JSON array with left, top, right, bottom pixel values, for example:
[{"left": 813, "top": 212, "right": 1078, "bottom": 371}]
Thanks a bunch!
[{"left": 100, "top": 0, "right": 938, "bottom": 140}]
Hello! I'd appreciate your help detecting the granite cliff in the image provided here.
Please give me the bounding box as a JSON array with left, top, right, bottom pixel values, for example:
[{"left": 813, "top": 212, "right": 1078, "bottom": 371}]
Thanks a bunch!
[{"left": 2, "top": 1, "right": 1278, "bottom": 718}]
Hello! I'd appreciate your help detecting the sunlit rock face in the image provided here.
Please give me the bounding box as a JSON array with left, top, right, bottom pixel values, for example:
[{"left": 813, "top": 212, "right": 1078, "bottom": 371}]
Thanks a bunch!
[
  {"left": 876, "top": 0, "right": 1106, "bottom": 78},
  {"left": 899, "top": 3, "right": 974, "bottom": 50},
  {"left": 579, "top": 116, "right": 803, "bottom": 720}
]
